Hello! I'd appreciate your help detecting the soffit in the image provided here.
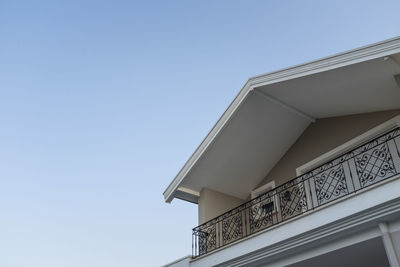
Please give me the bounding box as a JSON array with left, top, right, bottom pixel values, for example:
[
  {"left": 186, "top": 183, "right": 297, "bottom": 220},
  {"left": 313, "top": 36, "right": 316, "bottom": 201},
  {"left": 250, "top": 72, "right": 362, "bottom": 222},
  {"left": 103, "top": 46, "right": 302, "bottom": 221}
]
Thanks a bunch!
[
  {"left": 258, "top": 55, "right": 400, "bottom": 118},
  {"left": 180, "top": 92, "right": 310, "bottom": 199},
  {"left": 164, "top": 37, "right": 400, "bottom": 203}
]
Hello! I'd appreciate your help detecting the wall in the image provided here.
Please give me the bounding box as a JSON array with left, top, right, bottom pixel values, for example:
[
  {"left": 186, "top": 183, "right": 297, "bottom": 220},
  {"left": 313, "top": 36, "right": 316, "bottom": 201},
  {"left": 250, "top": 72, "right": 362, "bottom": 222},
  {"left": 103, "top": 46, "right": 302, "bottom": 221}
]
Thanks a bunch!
[
  {"left": 197, "top": 110, "right": 400, "bottom": 225},
  {"left": 257, "top": 109, "right": 400, "bottom": 189},
  {"left": 198, "top": 188, "right": 244, "bottom": 224}
]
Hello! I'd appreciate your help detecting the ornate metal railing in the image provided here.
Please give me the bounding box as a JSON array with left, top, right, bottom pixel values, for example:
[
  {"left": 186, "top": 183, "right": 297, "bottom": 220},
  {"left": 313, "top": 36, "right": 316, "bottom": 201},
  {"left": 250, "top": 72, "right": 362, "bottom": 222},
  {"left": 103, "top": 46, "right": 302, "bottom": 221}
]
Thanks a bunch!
[{"left": 192, "top": 127, "right": 400, "bottom": 258}]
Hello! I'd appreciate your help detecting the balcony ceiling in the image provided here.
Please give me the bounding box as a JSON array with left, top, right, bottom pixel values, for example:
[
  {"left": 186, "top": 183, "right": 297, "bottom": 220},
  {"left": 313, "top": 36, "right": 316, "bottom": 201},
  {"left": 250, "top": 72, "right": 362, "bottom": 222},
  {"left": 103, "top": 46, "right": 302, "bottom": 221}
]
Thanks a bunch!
[
  {"left": 164, "top": 37, "right": 400, "bottom": 203},
  {"left": 286, "top": 237, "right": 389, "bottom": 267}
]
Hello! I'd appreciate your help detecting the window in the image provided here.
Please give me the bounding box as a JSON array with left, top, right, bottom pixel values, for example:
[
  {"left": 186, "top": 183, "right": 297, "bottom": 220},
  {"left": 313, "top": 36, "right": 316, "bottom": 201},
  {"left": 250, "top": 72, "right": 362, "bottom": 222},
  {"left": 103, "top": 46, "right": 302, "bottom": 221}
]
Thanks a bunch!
[
  {"left": 251, "top": 181, "right": 279, "bottom": 213},
  {"left": 251, "top": 180, "right": 275, "bottom": 199}
]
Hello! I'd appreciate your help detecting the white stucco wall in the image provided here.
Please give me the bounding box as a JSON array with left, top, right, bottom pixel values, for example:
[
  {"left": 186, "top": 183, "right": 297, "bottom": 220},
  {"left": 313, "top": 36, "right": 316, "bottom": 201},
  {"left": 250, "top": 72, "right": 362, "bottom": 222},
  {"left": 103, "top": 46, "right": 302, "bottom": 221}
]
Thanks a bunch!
[{"left": 198, "top": 188, "right": 244, "bottom": 224}]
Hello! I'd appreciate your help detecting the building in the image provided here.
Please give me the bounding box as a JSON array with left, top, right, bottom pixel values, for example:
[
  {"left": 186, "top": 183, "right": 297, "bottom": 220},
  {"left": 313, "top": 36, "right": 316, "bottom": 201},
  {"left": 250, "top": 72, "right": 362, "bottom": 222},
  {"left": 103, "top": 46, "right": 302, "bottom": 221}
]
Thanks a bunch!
[{"left": 163, "top": 37, "right": 400, "bottom": 267}]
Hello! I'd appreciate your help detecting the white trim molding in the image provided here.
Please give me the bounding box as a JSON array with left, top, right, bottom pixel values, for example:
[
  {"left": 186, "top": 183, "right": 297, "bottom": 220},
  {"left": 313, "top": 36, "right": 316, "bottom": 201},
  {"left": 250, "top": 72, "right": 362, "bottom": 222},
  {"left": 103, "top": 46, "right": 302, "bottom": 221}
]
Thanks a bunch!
[{"left": 163, "top": 256, "right": 191, "bottom": 267}]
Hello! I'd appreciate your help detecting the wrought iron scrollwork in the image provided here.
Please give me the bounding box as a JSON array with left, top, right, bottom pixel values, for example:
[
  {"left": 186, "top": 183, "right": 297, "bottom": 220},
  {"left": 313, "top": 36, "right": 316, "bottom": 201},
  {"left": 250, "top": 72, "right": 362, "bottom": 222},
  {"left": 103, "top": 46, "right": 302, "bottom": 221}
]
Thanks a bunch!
[
  {"left": 279, "top": 179, "right": 308, "bottom": 219},
  {"left": 249, "top": 192, "right": 275, "bottom": 233},
  {"left": 314, "top": 165, "right": 348, "bottom": 205},
  {"left": 221, "top": 212, "right": 242, "bottom": 245},
  {"left": 355, "top": 143, "right": 396, "bottom": 187}
]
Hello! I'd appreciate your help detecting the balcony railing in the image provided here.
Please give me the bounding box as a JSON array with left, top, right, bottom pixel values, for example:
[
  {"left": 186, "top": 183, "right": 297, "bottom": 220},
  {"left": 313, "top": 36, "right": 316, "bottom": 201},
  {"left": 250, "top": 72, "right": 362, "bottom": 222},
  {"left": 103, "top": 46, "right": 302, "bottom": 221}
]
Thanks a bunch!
[{"left": 192, "top": 127, "right": 400, "bottom": 258}]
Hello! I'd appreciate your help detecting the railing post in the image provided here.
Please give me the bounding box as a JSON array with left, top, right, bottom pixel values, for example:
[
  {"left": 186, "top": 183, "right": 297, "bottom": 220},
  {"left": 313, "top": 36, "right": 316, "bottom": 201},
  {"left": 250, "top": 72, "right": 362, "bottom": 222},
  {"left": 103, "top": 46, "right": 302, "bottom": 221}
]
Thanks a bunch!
[
  {"left": 195, "top": 232, "right": 197, "bottom": 257},
  {"left": 388, "top": 138, "right": 400, "bottom": 174},
  {"left": 192, "top": 231, "right": 194, "bottom": 258},
  {"left": 342, "top": 162, "right": 356, "bottom": 194},
  {"left": 303, "top": 178, "right": 313, "bottom": 210},
  {"left": 241, "top": 208, "right": 246, "bottom": 238},
  {"left": 347, "top": 158, "right": 362, "bottom": 191},
  {"left": 217, "top": 221, "right": 222, "bottom": 249}
]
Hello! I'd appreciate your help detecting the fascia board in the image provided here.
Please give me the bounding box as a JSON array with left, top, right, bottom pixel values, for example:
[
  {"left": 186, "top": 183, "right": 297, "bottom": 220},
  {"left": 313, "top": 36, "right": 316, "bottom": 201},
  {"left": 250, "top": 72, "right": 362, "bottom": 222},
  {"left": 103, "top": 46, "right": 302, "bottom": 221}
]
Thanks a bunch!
[
  {"left": 163, "top": 36, "right": 400, "bottom": 203},
  {"left": 248, "top": 36, "right": 400, "bottom": 88}
]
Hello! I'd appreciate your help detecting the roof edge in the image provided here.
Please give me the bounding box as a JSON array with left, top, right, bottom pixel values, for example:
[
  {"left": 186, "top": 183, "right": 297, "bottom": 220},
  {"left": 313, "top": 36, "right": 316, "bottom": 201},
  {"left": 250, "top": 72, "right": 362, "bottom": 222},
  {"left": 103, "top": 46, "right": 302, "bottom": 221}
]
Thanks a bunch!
[{"left": 163, "top": 36, "right": 400, "bottom": 203}]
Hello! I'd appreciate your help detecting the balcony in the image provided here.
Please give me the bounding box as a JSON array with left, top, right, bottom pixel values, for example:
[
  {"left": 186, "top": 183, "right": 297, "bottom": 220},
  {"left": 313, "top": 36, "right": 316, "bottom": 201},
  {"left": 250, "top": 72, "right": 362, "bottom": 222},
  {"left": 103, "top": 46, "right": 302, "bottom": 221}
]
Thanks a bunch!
[{"left": 192, "top": 127, "right": 400, "bottom": 258}]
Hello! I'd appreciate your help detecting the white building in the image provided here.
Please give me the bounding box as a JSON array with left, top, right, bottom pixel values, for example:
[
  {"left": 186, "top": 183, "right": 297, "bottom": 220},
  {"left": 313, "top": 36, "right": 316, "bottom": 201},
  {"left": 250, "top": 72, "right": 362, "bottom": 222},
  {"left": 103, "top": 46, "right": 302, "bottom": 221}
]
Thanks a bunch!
[{"left": 163, "top": 37, "right": 400, "bottom": 267}]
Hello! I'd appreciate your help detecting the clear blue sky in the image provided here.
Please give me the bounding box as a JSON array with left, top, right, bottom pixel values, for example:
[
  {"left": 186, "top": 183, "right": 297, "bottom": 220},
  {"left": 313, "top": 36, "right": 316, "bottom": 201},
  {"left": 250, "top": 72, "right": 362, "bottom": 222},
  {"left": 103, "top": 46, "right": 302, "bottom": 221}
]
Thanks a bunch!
[{"left": 1, "top": 1, "right": 400, "bottom": 266}]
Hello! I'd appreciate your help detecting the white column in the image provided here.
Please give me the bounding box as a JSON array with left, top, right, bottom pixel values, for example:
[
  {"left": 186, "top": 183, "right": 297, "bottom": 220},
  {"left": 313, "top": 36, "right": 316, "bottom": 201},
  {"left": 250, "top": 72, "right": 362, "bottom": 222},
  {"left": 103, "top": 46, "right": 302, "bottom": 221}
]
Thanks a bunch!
[{"left": 379, "top": 222, "right": 400, "bottom": 267}]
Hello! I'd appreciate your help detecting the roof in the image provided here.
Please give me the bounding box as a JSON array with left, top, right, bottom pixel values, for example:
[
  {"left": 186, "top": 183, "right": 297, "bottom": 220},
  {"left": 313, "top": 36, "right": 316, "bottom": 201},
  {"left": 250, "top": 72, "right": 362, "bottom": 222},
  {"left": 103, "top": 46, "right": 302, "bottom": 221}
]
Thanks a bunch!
[{"left": 164, "top": 36, "right": 400, "bottom": 203}]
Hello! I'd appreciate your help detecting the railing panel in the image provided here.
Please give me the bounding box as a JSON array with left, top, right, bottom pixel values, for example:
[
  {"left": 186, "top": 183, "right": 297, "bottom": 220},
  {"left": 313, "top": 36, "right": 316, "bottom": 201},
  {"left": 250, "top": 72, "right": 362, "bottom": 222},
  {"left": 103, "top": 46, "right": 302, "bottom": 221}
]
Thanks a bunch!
[
  {"left": 354, "top": 142, "right": 396, "bottom": 188},
  {"left": 192, "top": 127, "right": 400, "bottom": 258},
  {"left": 249, "top": 190, "right": 276, "bottom": 234},
  {"left": 313, "top": 164, "right": 349, "bottom": 205},
  {"left": 221, "top": 210, "right": 243, "bottom": 246},
  {"left": 278, "top": 177, "right": 308, "bottom": 220}
]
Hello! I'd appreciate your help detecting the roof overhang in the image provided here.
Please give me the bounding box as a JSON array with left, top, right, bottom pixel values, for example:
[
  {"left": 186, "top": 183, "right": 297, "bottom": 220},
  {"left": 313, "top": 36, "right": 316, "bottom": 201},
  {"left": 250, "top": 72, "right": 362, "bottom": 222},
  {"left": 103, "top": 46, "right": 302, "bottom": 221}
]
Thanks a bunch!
[{"left": 164, "top": 37, "right": 400, "bottom": 203}]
